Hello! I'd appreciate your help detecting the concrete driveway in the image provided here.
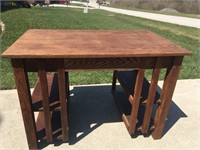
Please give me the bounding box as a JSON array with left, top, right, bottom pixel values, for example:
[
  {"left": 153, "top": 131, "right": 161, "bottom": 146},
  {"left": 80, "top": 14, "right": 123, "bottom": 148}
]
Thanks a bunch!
[
  {"left": 0, "top": 79, "right": 199, "bottom": 149},
  {"left": 72, "top": 0, "right": 200, "bottom": 29}
]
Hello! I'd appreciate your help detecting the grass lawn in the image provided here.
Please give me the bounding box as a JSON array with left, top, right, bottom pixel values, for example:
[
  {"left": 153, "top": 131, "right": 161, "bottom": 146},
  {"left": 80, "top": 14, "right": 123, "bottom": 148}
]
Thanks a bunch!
[
  {"left": 68, "top": 2, "right": 87, "bottom": 7},
  {"left": 0, "top": 7, "right": 199, "bottom": 89}
]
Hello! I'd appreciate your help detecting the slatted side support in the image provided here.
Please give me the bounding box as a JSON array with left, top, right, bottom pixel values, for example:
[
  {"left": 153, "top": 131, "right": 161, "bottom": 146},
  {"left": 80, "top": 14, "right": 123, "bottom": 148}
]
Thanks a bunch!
[
  {"left": 115, "top": 70, "right": 160, "bottom": 105},
  {"left": 128, "top": 69, "right": 145, "bottom": 134},
  {"left": 38, "top": 60, "right": 53, "bottom": 142},
  {"left": 141, "top": 58, "right": 162, "bottom": 133},
  {"left": 58, "top": 60, "right": 68, "bottom": 142}
]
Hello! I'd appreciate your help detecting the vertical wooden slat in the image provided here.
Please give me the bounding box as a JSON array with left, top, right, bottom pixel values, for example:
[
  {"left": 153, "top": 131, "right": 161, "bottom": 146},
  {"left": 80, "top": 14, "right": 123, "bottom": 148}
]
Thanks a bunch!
[
  {"left": 111, "top": 70, "right": 117, "bottom": 92},
  {"left": 58, "top": 60, "right": 68, "bottom": 141},
  {"left": 129, "top": 69, "right": 145, "bottom": 134},
  {"left": 142, "top": 58, "right": 161, "bottom": 133},
  {"left": 65, "top": 71, "right": 70, "bottom": 124},
  {"left": 38, "top": 60, "right": 53, "bottom": 142},
  {"left": 65, "top": 72, "right": 70, "bottom": 101},
  {"left": 11, "top": 59, "right": 38, "bottom": 149},
  {"left": 152, "top": 56, "right": 183, "bottom": 139}
]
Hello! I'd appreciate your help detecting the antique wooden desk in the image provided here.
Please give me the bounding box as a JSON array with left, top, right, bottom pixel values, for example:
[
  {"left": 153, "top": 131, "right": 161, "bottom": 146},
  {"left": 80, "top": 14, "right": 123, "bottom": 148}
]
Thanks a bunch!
[{"left": 1, "top": 30, "right": 191, "bottom": 149}]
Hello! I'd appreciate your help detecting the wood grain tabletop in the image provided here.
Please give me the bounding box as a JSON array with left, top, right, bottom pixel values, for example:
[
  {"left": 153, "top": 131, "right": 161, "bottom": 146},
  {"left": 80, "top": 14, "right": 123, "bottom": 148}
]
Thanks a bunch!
[{"left": 1, "top": 29, "right": 192, "bottom": 58}]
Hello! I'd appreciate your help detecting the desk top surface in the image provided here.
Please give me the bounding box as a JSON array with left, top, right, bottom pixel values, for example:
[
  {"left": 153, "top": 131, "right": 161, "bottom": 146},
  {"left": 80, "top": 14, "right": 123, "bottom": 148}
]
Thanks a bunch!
[{"left": 2, "top": 29, "right": 192, "bottom": 58}]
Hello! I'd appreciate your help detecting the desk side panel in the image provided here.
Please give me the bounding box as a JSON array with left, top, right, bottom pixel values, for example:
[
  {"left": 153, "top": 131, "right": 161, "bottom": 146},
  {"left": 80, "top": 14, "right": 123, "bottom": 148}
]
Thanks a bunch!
[{"left": 24, "top": 57, "right": 174, "bottom": 72}]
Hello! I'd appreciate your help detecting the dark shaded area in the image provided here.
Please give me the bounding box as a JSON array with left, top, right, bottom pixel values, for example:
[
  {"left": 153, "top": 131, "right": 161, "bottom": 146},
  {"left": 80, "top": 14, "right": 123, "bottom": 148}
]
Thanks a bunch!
[
  {"left": 154, "top": 85, "right": 187, "bottom": 137},
  {"left": 68, "top": 85, "right": 121, "bottom": 145},
  {"left": 1, "top": 6, "right": 20, "bottom": 12},
  {"left": 36, "top": 85, "right": 187, "bottom": 149},
  {"left": 1, "top": 1, "right": 31, "bottom": 12},
  {"left": 32, "top": 73, "right": 60, "bottom": 111},
  {"left": 116, "top": 70, "right": 160, "bottom": 104},
  {"left": 162, "top": 101, "right": 187, "bottom": 136},
  {"left": 113, "top": 90, "right": 154, "bottom": 138},
  {"left": 37, "top": 111, "right": 62, "bottom": 141}
]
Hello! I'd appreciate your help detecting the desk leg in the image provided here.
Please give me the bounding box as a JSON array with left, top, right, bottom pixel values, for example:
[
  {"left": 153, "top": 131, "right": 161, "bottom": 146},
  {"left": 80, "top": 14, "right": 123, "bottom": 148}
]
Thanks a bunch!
[
  {"left": 58, "top": 61, "right": 68, "bottom": 141},
  {"left": 142, "top": 68, "right": 160, "bottom": 133},
  {"left": 152, "top": 56, "right": 183, "bottom": 139},
  {"left": 38, "top": 61, "right": 53, "bottom": 143},
  {"left": 11, "top": 59, "right": 38, "bottom": 149},
  {"left": 65, "top": 72, "right": 70, "bottom": 101},
  {"left": 129, "top": 69, "right": 145, "bottom": 134}
]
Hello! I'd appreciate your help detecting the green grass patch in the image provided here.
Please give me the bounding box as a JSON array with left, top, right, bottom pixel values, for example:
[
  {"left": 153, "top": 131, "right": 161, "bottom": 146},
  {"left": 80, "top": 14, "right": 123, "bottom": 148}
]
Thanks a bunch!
[
  {"left": 1, "top": 7, "right": 199, "bottom": 89},
  {"left": 69, "top": 2, "right": 86, "bottom": 7}
]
